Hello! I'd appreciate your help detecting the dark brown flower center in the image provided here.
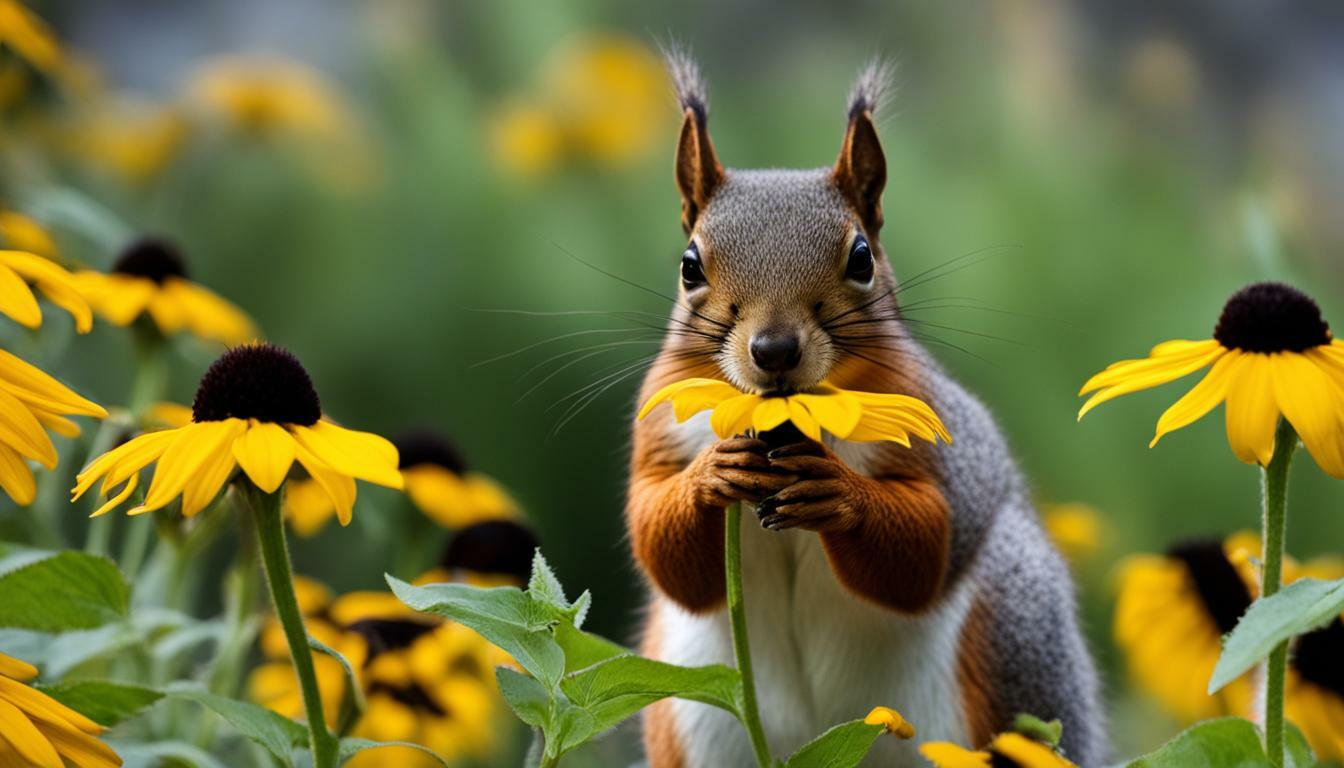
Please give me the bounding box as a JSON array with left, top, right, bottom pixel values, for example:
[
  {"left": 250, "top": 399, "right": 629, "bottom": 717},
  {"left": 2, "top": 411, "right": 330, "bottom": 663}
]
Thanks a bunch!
[
  {"left": 192, "top": 343, "right": 321, "bottom": 425},
  {"left": 439, "top": 520, "right": 538, "bottom": 582},
  {"left": 1167, "top": 539, "right": 1252, "bottom": 634},
  {"left": 1213, "top": 282, "right": 1331, "bottom": 353},
  {"left": 112, "top": 237, "right": 189, "bottom": 284},
  {"left": 393, "top": 429, "right": 468, "bottom": 473},
  {"left": 1294, "top": 618, "right": 1344, "bottom": 698}
]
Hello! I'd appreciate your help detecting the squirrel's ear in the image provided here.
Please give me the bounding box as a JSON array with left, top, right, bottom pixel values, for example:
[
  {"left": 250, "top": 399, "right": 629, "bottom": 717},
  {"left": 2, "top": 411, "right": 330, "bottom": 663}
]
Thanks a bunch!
[
  {"left": 675, "top": 106, "right": 723, "bottom": 233},
  {"left": 833, "top": 107, "right": 886, "bottom": 236}
]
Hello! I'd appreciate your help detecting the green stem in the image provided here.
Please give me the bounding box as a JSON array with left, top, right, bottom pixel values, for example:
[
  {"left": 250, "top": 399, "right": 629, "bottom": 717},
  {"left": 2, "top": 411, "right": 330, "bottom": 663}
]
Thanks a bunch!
[
  {"left": 725, "top": 502, "right": 773, "bottom": 768},
  {"left": 245, "top": 483, "right": 339, "bottom": 768},
  {"left": 1260, "top": 419, "right": 1296, "bottom": 768}
]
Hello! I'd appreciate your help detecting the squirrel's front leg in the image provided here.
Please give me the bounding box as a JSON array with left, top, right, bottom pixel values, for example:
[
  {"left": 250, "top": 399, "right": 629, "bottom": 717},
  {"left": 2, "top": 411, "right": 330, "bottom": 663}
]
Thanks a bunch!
[
  {"left": 759, "top": 441, "right": 952, "bottom": 613},
  {"left": 627, "top": 436, "right": 796, "bottom": 613}
]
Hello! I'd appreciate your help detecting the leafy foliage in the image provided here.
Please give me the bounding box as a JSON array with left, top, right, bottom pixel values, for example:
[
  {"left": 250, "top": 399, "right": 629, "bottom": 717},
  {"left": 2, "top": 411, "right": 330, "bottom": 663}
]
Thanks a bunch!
[
  {"left": 1120, "top": 718, "right": 1314, "bottom": 768},
  {"left": 38, "top": 680, "right": 163, "bottom": 726},
  {"left": 1210, "top": 576, "right": 1344, "bottom": 693},
  {"left": 782, "top": 720, "right": 888, "bottom": 768},
  {"left": 0, "top": 549, "right": 129, "bottom": 631}
]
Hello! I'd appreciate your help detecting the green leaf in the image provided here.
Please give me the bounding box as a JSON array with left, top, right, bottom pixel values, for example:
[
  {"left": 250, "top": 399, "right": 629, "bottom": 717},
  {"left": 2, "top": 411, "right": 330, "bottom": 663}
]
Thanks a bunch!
[
  {"left": 386, "top": 576, "right": 565, "bottom": 689},
  {"left": 1012, "top": 713, "right": 1063, "bottom": 748},
  {"left": 783, "top": 720, "right": 887, "bottom": 768},
  {"left": 163, "top": 683, "right": 307, "bottom": 768},
  {"left": 338, "top": 738, "right": 449, "bottom": 766},
  {"left": 497, "top": 667, "right": 550, "bottom": 728},
  {"left": 553, "top": 622, "right": 627, "bottom": 673},
  {"left": 527, "top": 550, "right": 568, "bottom": 609},
  {"left": 0, "top": 550, "right": 129, "bottom": 631},
  {"left": 310, "top": 633, "right": 365, "bottom": 728},
  {"left": 108, "top": 740, "right": 229, "bottom": 768},
  {"left": 37, "top": 680, "right": 163, "bottom": 727},
  {"left": 560, "top": 655, "right": 742, "bottom": 734},
  {"left": 1121, "top": 717, "right": 1315, "bottom": 768},
  {"left": 1210, "top": 576, "right": 1344, "bottom": 693}
]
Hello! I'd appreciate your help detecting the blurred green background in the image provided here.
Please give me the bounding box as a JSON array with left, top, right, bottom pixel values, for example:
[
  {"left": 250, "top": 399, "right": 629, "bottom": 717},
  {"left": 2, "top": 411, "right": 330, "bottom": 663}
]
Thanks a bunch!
[{"left": 5, "top": 0, "right": 1344, "bottom": 763}]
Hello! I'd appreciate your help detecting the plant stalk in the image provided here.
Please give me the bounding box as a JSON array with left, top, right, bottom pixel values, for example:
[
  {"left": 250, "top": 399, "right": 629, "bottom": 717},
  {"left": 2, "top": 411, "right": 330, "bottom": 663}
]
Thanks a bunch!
[
  {"left": 1260, "top": 419, "right": 1296, "bottom": 768},
  {"left": 725, "top": 502, "right": 773, "bottom": 768},
  {"left": 246, "top": 483, "right": 339, "bottom": 768}
]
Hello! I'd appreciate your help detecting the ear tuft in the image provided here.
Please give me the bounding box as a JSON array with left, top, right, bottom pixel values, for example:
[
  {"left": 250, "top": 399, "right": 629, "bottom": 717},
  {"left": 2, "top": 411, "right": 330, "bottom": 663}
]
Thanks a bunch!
[
  {"left": 846, "top": 58, "right": 897, "bottom": 120},
  {"left": 662, "top": 40, "right": 710, "bottom": 127},
  {"left": 664, "top": 42, "right": 722, "bottom": 233}
]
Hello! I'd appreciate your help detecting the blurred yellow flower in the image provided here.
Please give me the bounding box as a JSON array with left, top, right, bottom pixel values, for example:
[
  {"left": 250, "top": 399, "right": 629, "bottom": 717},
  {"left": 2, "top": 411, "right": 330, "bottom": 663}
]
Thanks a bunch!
[
  {"left": 0, "top": 210, "right": 58, "bottom": 260},
  {"left": 1042, "top": 503, "right": 1103, "bottom": 563},
  {"left": 71, "top": 238, "right": 255, "bottom": 345},
  {"left": 0, "top": 249, "right": 91, "bottom": 332},
  {"left": 639, "top": 377, "right": 951, "bottom": 445},
  {"left": 921, "top": 732, "right": 1075, "bottom": 768},
  {"left": 862, "top": 706, "right": 915, "bottom": 738},
  {"left": 187, "top": 56, "right": 351, "bottom": 139},
  {"left": 488, "top": 101, "right": 563, "bottom": 178},
  {"left": 73, "top": 343, "right": 402, "bottom": 519},
  {"left": 1079, "top": 282, "right": 1344, "bottom": 477},
  {"left": 286, "top": 429, "right": 519, "bottom": 536},
  {"left": 250, "top": 574, "right": 502, "bottom": 766},
  {"left": 67, "top": 97, "right": 189, "bottom": 183},
  {"left": 0, "top": 0, "right": 62, "bottom": 76},
  {"left": 1113, "top": 536, "right": 1259, "bottom": 723},
  {"left": 0, "top": 651, "right": 122, "bottom": 767},
  {"left": 0, "top": 348, "right": 106, "bottom": 504},
  {"left": 143, "top": 401, "right": 193, "bottom": 431}
]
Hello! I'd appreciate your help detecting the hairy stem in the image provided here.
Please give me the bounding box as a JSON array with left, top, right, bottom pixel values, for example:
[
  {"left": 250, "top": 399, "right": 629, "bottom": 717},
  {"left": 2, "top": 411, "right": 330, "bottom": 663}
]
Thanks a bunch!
[
  {"left": 726, "top": 502, "right": 773, "bottom": 768},
  {"left": 1260, "top": 419, "right": 1296, "bottom": 768},
  {"left": 246, "top": 483, "right": 339, "bottom": 768}
]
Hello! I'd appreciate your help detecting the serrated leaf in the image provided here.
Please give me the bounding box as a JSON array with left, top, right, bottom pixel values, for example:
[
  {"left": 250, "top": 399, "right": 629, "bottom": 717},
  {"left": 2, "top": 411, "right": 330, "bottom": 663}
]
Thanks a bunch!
[
  {"left": 338, "top": 737, "right": 449, "bottom": 766},
  {"left": 1120, "top": 717, "right": 1314, "bottom": 768},
  {"left": 570, "top": 590, "right": 591, "bottom": 628},
  {"left": 783, "top": 720, "right": 887, "bottom": 768},
  {"left": 528, "top": 550, "right": 568, "bottom": 609},
  {"left": 37, "top": 680, "right": 163, "bottom": 726},
  {"left": 0, "top": 550, "right": 129, "bottom": 631},
  {"left": 164, "top": 682, "right": 307, "bottom": 768},
  {"left": 560, "top": 655, "right": 742, "bottom": 735},
  {"left": 1210, "top": 576, "right": 1344, "bottom": 693},
  {"left": 387, "top": 576, "right": 565, "bottom": 689}
]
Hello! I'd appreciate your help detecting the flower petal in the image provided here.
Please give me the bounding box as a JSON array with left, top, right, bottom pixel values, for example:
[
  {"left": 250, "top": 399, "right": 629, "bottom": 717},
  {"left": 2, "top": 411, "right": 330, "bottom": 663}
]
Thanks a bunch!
[
  {"left": 0, "top": 250, "right": 92, "bottom": 332},
  {"left": 1079, "top": 339, "right": 1222, "bottom": 394},
  {"left": 794, "top": 389, "right": 862, "bottom": 439},
  {"left": 0, "top": 349, "right": 106, "bottom": 418},
  {"left": 232, "top": 421, "right": 297, "bottom": 494},
  {"left": 90, "top": 473, "right": 138, "bottom": 519},
  {"left": 1150, "top": 351, "right": 1238, "bottom": 448},
  {"left": 750, "top": 397, "right": 791, "bottom": 434},
  {"left": 291, "top": 421, "right": 402, "bottom": 489},
  {"left": 786, "top": 399, "right": 823, "bottom": 441},
  {"left": 0, "top": 443, "right": 35, "bottom": 506},
  {"left": 284, "top": 477, "right": 336, "bottom": 536},
  {"left": 1270, "top": 352, "right": 1344, "bottom": 478},
  {"left": 134, "top": 420, "right": 246, "bottom": 514},
  {"left": 73, "top": 429, "right": 175, "bottom": 501},
  {"left": 0, "top": 386, "right": 56, "bottom": 467},
  {"left": 0, "top": 260, "right": 42, "bottom": 329},
  {"left": 294, "top": 445, "right": 356, "bottom": 525},
  {"left": 1079, "top": 342, "right": 1227, "bottom": 420},
  {"left": 0, "top": 676, "right": 103, "bottom": 733},
  {"left": 71, "top": 272, "right": 154, "bottom": 326},
  {"left": 180, "top": 436, "right": 239, "bottom": 517},
  {"left": 0, "top": 652, "right": 37, "bottom": 681},
  {"left": 0, "top": 699, "right": 62, "bottom": 768},
  {"left": 168, "top": 278, "right": 256, "bottom": 345},
  {"left": 637, "top": 378, "right": 737, "bottom": 421},
  {"left": 1223, "top": 353, "right": 1279, "bottom": 466},
  {"left": 709, "top": 393, "right": 760, "bottom": 438}
]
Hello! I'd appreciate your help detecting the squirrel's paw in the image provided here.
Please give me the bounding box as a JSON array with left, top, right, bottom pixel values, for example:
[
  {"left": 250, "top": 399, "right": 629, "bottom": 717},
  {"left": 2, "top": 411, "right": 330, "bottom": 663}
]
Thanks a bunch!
[
  {"left": 758, "top": 441, "right": 858, "bottom": 532},
  {"left": 696, "top": 436, "right": 797, "bottom": 507}
]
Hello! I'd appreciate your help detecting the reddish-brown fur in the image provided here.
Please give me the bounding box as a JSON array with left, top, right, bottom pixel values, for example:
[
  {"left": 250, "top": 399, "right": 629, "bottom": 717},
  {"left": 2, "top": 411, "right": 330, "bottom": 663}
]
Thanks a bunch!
[{"left": 956, "top": 593, "right": 999, "bottom": 747}]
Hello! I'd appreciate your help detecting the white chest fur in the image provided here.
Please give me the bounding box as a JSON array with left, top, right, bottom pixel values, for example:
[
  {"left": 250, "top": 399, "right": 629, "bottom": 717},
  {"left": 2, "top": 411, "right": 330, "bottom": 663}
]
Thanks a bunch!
[{"left": 654, "top": 414, "right": 971, "bottom": 766}]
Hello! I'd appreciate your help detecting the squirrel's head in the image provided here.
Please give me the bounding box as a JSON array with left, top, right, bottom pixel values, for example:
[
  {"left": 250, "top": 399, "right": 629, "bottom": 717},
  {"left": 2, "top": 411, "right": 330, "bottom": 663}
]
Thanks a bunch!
[{"left": 663, "top": 50, "right": 900, "bottom": 395}]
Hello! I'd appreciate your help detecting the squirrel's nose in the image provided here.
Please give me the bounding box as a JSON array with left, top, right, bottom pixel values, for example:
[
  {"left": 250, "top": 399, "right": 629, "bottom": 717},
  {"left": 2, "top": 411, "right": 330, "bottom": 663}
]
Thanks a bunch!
[{"left": 750, "top": 331, "right": 802, "bottom": 373}]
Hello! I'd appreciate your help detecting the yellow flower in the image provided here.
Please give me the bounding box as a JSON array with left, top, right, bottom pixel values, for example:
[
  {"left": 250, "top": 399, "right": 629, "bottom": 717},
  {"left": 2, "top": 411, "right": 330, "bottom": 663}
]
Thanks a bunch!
[
  {"left": 72, "top": 343, "right": 402, "bottom": 520},
  {"left": 0, "top": 210, "right": 58, "bottom": 261},
  {"left": 0, "top": 349, "right": 106, "bottom": 504},
  {"left": 0, "top": 0, "right": 62, "bottom": 76},
  {"left": 0, "top": 249, "right": 91, "bottom": 332},
  {"left": 1113, "top": 535, "right": 1259, "bottom": 723},
  {"left": 543, "top": 36, "right": 667, "bottom": 166},
  {"left": 66, "top": 97, "right": 188, "bottom": 183},
  {"left": 921, "top": 732, "right": 1076, "bottom": 768},
  {"left": 1042, "top": 503, "right": 1104, "bottom": 563},
  {"left": 488, "top": 101, "right": 564, "bottom": 178},
  {"left": 250, "top": 574, "right": 502, "bottom": 765},
  {"left": 143, "top": 401, "right": 193, "bottom": 431},
  {"left": 286, "top": 429, "right": 519, "bottom": 536},
  {"left": 862, "top": 706, "right": 915, "bottom": 738},
  {"left": 438, "top": 519, "right": 539, "bottom": 587},
  {"left": 0, "top": 651, "right": 122, "bottom": 767},
  {"left": 71, "top": 237, "right": 255, "bottom": 345},
  {"left": 186, "top": 56, "right": 352, "bottom": 140},
  {"left": 1078, "top": 282, "right": 1344, "bottom": 477},
  {"left": 638, "top": 377, "right": 951, "bottom": 445}
]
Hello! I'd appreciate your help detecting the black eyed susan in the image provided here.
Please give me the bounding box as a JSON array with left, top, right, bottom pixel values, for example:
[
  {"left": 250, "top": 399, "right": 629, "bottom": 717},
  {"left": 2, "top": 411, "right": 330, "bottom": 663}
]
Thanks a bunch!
[
  {"left": 0, "top": 210, "right": 58, "bottom": 260},
  {"left": 1113, "top": 534, "right": 1260, "bottom": 723},
  {"left": 1079, "top": 282, "right": 1344, "bottom": 476},
  {"left": 638, "top": 378, "right": 951, "bottom": 446},
  {"left": 436, "top": 519, "right": 539, "bottom": 588},
  {"left": 0, "top": 349, "right": 106, "bottom": 504},
  {"left": 1041, "top": 503, "right": 1104, "bottom": 564},
  {"left": 71, "top": 237, "right": 255, "bottom": 346},
  {"left": 1285, "top": 615, "right": 1344, "bottom": 763},
  {"left": 0, "top": 651, "right": 122, "bottom": 767},
  {"left": 0, "top": 248, "right": 91, "bottom": 332},
  {"left": 249, "top": 574, "right": 502, "bottom": 767},
  {"left": 72, "top": 342, "right": 402, "bottom": 519},
  {"left": 186, "top": 56, "right": 352, "bottom": 140},
  {"left": 920, "top": 732, "right": 1076, "bottom": 768},
  {"left": 286, "top": 429, "right": 518, "bottom": 536}
]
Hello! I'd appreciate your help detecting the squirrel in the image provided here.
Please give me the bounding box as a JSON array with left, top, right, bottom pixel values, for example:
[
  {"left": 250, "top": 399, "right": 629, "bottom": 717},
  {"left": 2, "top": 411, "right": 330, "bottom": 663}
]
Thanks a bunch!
[{"left": 628, "top": 50, "right": 1105, "bottom": 767}]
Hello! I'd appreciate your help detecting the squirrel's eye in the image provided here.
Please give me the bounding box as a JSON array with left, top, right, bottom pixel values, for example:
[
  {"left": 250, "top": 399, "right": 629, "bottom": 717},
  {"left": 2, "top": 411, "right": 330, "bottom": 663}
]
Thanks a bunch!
[
  {"left": 845, "top": 235, "right": 874, "bottom": 284},
  {"left": 681, "top": 243, "right": 706, "bottom": 289}
]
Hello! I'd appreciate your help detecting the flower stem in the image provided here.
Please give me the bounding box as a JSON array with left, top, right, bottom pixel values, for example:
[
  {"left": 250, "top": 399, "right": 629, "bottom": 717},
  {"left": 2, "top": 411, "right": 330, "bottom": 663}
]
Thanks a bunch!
[
  {"left": 1260, "top": 419, "right": 1296, "bottom": 768},
  {"left": 245, "top": 483, "right": 339, "bottom": 768},
  {"left": 725, "top": 502, "right": 773, "bottom": 768}
]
